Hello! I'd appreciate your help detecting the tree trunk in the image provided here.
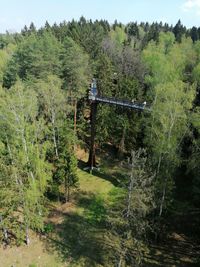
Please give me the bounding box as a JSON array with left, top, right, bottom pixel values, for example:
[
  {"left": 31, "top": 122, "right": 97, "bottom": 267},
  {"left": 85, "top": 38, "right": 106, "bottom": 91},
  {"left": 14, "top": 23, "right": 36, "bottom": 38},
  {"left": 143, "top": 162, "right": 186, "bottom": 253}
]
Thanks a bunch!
[
  {"left": 74, "top": 99, "right": 77, "bottom": 151},
  {"left": 52, "top": 112, "right": 59, "bottom": 159},
  {"left": 25, "top": 226, "right": 30, "bottom": 246},
  {"left": 53, "top": 126, "right": 58, "bottom": 158},
  {"left": 67, "top": 183, "right": 70, "bottom": 202},
  {"left": 74, "top": 99, "right": 77, "bottom": 135},
  {"left": 65, "top": 176, "right": 70, "bottom": 203},
  {"left": 118, "top": 127, "right": 126, "bottom": 157},
  {"left": 0, "top": 216, "right": 8, "bottom": 246},
  {"left": 127, "top": 173, "right": 134, "bottom": 218},
  {"left": 159, "top": 177, "right": 167, "bottom": 217},
  {"left": 118, "top": 255, "right": 123, "bottom": 267}
]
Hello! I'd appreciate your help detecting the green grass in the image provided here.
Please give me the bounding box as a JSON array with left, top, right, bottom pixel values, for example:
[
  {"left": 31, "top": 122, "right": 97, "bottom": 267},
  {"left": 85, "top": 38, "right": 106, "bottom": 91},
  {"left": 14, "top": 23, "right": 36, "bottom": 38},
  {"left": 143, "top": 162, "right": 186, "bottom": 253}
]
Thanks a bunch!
[
  {"left": 77, "top": 168, "right": 115, "bottom": 195},
  {"left": 0, "top": 163, "right": 119, "bottom": 267},
  {"left": 2, "top": 157, "right": 198, "bottom": 267},
  {"left": 43, "top": 166, "right": 120, "bottom": 267}
]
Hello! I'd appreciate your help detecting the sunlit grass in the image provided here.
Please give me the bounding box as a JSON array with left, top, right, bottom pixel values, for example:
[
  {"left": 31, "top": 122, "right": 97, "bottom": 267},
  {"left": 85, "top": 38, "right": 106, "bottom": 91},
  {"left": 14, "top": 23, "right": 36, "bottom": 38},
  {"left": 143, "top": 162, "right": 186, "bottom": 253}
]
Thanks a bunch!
[{"left": 77, "top": 168, "right": 114, "bottom": 196}]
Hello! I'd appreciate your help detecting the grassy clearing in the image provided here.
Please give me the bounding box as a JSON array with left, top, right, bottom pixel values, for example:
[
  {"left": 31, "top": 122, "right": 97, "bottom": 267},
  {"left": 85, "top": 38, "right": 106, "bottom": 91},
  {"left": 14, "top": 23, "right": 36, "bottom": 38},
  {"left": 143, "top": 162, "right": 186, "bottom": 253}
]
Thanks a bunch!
[
  {"left": 77, "top": 168, "right": 114, "bottom": 196},
  {"left": 0, "top": 156, "right": 118, "bottom": 267},
  {"left": 0, "top": 234, "right": 63, "bottom": 267},
  {"left": 44, "top": 165, "right": 118, "bottom": 267},
  {"left": 0, "top": 150, "right": 199, "bottom": 267}
]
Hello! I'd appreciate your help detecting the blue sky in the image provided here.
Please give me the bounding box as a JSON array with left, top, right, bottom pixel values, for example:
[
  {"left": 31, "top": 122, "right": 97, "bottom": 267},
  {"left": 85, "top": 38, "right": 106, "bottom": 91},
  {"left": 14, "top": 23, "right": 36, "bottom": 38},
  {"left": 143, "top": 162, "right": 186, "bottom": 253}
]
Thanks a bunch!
[{"left": 1, "top": 0, "right": 200, "bottom": 33}]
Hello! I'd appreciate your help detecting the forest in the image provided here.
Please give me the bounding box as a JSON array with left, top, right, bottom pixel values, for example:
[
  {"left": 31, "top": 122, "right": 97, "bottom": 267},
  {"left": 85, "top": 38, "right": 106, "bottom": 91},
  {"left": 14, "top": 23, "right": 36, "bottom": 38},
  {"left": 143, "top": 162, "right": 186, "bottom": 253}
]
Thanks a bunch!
[{"left": 0, "top": 18, "right": 200, "bottom": 267}]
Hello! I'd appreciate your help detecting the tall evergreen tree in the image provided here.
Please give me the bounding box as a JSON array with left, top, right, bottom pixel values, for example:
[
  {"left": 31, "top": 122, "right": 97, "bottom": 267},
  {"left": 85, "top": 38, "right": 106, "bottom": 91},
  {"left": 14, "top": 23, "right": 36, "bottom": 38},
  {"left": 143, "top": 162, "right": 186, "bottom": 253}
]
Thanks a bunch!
[{"left": 61, "top": 37, "right": 90, "bottom": 134}]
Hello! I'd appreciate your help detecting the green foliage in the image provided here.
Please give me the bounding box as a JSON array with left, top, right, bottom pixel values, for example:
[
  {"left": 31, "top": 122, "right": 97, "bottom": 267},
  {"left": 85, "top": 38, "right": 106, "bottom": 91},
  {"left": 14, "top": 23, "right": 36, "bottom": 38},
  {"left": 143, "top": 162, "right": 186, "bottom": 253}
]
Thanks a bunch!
[
  {"left": 0, "top": 81, "right": 52, "bottom": 243},
  {"left": 84, "top": 195, "right": 107, "bottom": 224},
  {"left": 143, "top": 32, "right": 196, "bottom": 215},
  {"left": 109, "top": 26, "right": 127, "bottom": 45},
  {"left": 0, "top": 44, "right": 15, "bottom": 84},
  {"left": 43, "top": 222, "right": 55, "bottom": 234},
  {"left": 3, "top": 32, "right": 61, "bottom": 87},
  {"left": 106, "top": 150, "right": 155, "bottom": 266},
  {"left": 188, "top": 108, "right": 200, "bottom": 204},
  {"left": 192, "top": 62, "right": 200, "bottom": 85},
  {"left": 61, "top": 36, "right": 90, "bottom": 97},
  {"left": 53, "top": 123, "right": 78, "bottom": 202},
  {"left": 0, "top": 18, "right": 200, "bottom": 265}
]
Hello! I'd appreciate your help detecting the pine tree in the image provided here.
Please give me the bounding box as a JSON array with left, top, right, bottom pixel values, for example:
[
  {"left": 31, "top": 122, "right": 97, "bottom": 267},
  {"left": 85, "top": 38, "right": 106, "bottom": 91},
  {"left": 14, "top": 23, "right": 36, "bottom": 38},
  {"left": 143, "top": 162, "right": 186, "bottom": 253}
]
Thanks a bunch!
[
  {"left": 61, "top": 37, "right": 90, "bottom": 134},
  {"left": 190, "top": 26, "right": 199, "bottom": 42},
  {"left": 173, "top": 19, "right": 186, "bottom": 43}
]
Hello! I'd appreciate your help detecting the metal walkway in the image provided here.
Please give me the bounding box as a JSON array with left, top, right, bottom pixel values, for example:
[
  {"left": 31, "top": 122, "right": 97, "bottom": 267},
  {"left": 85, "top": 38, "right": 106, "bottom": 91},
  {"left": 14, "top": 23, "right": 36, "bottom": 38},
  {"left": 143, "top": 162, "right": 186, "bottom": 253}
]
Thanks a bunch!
[
  {"left": 87, "top": 79, "right": 151, "bottom": 170},
  {"left": 93, "top": 95, "right": 150, "bottom": 111},
  {"left": 88, "top": 79, "right": 150, "bottom": 111}
]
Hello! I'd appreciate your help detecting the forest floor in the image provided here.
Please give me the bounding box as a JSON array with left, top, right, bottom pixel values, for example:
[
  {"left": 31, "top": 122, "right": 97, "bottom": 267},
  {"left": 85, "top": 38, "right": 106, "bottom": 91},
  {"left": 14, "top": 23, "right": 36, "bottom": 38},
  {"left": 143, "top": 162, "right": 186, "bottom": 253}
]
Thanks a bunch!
[{"left": 0, "top": 148, "right": 199, "bottom": 267}]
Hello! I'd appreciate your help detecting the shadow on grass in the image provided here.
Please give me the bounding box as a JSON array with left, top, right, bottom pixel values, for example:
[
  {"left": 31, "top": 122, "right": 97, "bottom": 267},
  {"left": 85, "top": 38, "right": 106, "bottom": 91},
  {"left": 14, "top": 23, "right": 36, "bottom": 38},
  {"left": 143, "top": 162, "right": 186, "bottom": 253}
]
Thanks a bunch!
[
  {"left": 44, "top": 192, "right": 112, "bottom": 267},
  {"left": 43, "top": 190, "right": 200, "bottom": 267},
  {"left": 47, "top": 214, "right": 106, "bottom": 266},
  {"left": 78, "top": 159, "right": 127, "bottom": 188},
  {"left": 144, "top": 245, "right": 199, "bottom": 267}
]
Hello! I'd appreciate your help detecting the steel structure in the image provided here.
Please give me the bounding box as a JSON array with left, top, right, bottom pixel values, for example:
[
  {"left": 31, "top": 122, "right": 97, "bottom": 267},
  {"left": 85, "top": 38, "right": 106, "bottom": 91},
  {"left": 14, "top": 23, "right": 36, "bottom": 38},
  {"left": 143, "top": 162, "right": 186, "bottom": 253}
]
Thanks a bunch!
[{"left": 87, "top": 79, "right": 150, "bottom": 170}]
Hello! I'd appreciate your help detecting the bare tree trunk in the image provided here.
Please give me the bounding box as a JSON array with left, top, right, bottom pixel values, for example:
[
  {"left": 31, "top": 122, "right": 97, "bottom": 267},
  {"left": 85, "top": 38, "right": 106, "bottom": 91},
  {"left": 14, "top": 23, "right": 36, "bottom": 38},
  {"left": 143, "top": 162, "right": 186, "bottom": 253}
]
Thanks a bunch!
[
  {"left": 118, "top": 127, "right": 126, "bottom": 157},
  {"left": 52, "top": 113, "right": 59, "bottom": 158},
  {"left": 53, "top": 126, "right": 58, "bottom": 158},
  {"left": 0, "top": 216, "right": 8, "bottom": 246},
  {"left": 74, "top": 99, "right": 77, "bottom": 135},
  {"left": 157, "top": 154, "right": 162, "bottom": 175},
  {"left": 65, "top": 176, "right": 67, "bottom": 203},
  {"left": 159, "top": 177, "right": 167, "bottom": 217},
  {"left": 67, "top": 183, "right": 70, "bottom": 202},
  {"left": 127, "top": 173, "right": 134, "bottom": 218},
  {"left": 18, "top": 126, "right": 36, "bottom": 183},
  {"left": 65, "top": 176, "right": 70, "bottom": 203},
  {"left": 117, "top": 243, "right": 127, "bottom": 267},
  {"left": 118, "top": 255, "right": 123, "bottom": 267},
  {"left": 158, "top": 116, "right": 175, "bottom": 217},
  {"left": 74, "top": 99, "right": 77, "bottom": 151},
  {"left": 3, "top": 228, "right": 8, "bottom": 242},
  {"left": 25, "top": 226, "right": 30, "bottom": 246}
]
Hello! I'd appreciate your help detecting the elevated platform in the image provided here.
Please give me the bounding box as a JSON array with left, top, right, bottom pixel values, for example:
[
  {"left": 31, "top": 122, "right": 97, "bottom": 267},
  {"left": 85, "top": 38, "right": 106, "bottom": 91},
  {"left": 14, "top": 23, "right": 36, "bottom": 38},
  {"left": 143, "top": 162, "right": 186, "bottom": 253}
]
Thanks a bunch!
[
  {"left": 88, "top": 79, "right": 150, "bottom": 111},
  {"left": 88, "top": 94, "right": 150, "bottom": 111},
  {"left": 87, "top": 79, "right": 151, "bottom": 171},
  {"left": 95, "top": 96, "right": 150, "bottom": 111}
]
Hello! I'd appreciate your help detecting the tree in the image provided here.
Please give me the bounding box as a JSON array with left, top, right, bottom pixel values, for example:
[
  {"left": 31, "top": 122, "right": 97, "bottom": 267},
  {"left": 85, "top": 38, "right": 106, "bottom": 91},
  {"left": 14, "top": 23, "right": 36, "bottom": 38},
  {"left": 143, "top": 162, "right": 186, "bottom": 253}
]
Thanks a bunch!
[
  {"left": 143, "top": 32, "right": 196, "bottom": 215},
  {"left": 29, "top": 22, "right": 37, "bottom": 34},
  {"left": 55, "top": 127, "right": 78, "bottom": 202},
  {"left": 3, "top": 32, "right": 61, "bottom": 87},
  {"left": 44, "top": 20, "right": 51, "bottom": 31},
  {"left": 34, "top": 75, "right": 68, "bottom": 159},
  {"left": 0, "top": 81, "right": 51, "bottom": 244},
  {"left": 34, "top": 75, "right": 77, "bottom": 201},
  {"left": 190, "top": 26, "right": 199, "bottom": 42},
  {"left": 173, "top": 20, "right": 186, "bottom": 43},
  {"left": 0, "top": 43, "right": 16, "bottom": 85},
  {"left": 126, "top": 22, "right": 139, "bottom": 39},
  {"left": 21, "top": 25, "right": 29, "bottom": 36},
  {"left": 61, "top": 37, "right": 90, "bottom": 134},
  {"left": 188, "top": 108, "right": 200, "bottom": 205},
  {"left": 107, "top": 150, "right": 155, "bottom": 266}
]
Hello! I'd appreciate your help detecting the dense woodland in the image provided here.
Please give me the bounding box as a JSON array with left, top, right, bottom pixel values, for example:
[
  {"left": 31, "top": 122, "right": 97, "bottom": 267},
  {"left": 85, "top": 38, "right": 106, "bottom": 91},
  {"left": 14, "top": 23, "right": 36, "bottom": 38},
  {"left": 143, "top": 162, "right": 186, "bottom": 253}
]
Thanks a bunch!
[{"left": 0, "top": 18, "right": 200, "bottom": 266}]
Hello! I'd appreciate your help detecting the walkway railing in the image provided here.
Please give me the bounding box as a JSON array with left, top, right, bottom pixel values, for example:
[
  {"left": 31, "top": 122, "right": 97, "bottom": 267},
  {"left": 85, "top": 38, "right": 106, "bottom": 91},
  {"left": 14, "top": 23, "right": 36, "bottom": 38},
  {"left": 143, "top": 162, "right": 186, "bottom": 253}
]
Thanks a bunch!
[{"left": 89, "top": 94, "right": 150, "bottom": 111}]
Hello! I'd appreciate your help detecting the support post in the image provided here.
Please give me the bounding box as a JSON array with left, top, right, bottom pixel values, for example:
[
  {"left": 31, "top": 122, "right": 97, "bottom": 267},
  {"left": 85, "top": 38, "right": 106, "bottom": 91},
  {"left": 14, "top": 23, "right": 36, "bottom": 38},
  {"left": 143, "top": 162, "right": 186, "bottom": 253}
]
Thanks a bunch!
[{"left": 87, "top": 101, "right": 97, "bottom": 170}]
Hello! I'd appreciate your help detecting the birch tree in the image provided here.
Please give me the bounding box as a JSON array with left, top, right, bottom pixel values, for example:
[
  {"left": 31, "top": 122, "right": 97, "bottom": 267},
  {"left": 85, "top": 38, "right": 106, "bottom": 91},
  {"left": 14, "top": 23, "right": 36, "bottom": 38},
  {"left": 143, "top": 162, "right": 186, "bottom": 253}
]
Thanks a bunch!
[
  {"left": 143, "top": 32, "right": 196, "bottom": 216},
  {"left": 0, "top": 81, "right": 51, "bottom": 244}
]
